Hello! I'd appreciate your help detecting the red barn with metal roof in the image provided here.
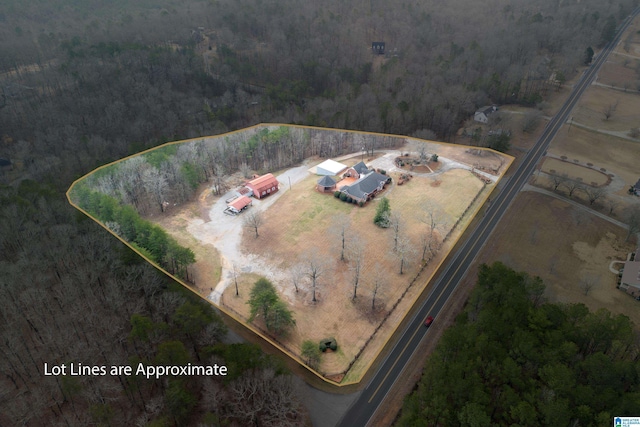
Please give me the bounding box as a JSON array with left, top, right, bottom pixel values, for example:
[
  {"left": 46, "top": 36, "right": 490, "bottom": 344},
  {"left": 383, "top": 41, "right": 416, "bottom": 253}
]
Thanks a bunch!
[{"left": 246, "top": 173, "right": 279, "bottom": 199}]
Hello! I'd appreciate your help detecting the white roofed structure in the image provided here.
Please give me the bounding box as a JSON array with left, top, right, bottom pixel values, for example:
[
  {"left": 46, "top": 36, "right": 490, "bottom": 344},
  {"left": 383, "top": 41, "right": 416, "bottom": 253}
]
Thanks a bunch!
[{"left": 316, "top": 159, "right": 347, "bottom": 176}]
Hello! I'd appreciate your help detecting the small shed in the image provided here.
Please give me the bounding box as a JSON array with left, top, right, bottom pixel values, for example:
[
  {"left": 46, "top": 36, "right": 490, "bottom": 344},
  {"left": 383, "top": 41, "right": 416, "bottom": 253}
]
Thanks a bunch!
[
  {"left": 317, "top": 175, "right": 337, "bottom": 193},
  {"left": 246, "top": 173, "right": 279, "bottom": 199},
  {"left": 227, "top": 195, "right": 252, "bottom": 214},
  {"left": 316, "top": 159, "right": 347, "bottom": 176}
]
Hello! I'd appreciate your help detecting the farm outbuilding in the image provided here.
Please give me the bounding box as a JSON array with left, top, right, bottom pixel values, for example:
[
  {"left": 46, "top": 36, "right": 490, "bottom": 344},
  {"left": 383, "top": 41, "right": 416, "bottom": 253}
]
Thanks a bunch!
[
  {"left": 246, "top": 173, "right": 279, "bottom": 199},
  {"left": 317, "top": 175, "right": 337, "bottom": 193},
  {"left": 316, "top": 159, "right": 347, "bottom": 176},
  {"left": 227, "top": 195, "right": 252, "bottom": 214}
]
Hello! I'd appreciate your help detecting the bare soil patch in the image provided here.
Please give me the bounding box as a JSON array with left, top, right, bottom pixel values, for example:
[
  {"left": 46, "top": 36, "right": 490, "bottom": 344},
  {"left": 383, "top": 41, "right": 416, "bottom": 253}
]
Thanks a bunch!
[{"left": 476, "top": 191, "right": 640, "bottom": 326}]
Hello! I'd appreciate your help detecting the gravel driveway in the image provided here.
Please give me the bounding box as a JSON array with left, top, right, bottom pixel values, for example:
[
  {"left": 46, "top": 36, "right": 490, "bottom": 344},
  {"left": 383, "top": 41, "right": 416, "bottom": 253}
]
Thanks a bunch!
[{"left": 184, "top": 162, "right": 311, "bottom": 304}]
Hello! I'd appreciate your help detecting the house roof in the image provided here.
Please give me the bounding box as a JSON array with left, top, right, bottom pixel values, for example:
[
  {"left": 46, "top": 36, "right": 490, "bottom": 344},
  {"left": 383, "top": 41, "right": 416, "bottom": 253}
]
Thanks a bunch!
[
  {"left": 228, "top": 195, "right": 252, "bottom": 211},
  {"left": 0, "top": 158, "right": 10, "bottom": 167},
  {"left": 247, "top": 173, "right": 279, "bottom": 192},
  {"left": 342, "top": 172, "right": 388, "bottom": 200},
  {"left": 634, "top": 178, "right": 640, "bottom": 190},
  {"left": 622, "top": 261, "right": 640, "bottom": 288},
  {"left": 316, "top": 159, "right": 347, "bottom": 176},
  {"left": 317, "top": 175, "right": 336, "bottom": 187},
  {"left": 352, "top": 161, "right": 369, "bottom": 176},
  {"left": 476, "top": 106, "right": 496, "bottom": 115}
]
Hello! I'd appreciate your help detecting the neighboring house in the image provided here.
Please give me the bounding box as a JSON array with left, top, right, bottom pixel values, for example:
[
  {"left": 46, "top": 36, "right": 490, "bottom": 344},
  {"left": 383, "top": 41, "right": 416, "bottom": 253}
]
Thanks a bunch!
[
  {"left": 340, "top": 170, "right": 391, "bottom": 204},
  {"left": 372, "top": 42, "right": 385, "bottom": 55},
  {"left": 317, "top": 175, "right": 337, "bottom": 193},
  {"left": 343, "top": 161, "right": 370, "bottom": 180},
  {"left": 474, "top": 106, "right": 498, "bottom": 123},
  {"left": 246, "top": 173, "right": 279, "bottom": 199},
  {"left": 619, "top": 248, "right": 640, "bottom": 299},
  {"left": 225, "top": 195, "right": 252, "bottom": 214},
  {"left": 316, "top": 159, "right": 347, "bottom": 176}
]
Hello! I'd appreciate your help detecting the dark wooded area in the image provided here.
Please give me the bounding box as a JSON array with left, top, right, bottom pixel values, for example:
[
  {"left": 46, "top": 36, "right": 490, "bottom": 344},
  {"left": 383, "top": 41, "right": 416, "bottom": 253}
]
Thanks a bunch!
[
  {"left": 0, "top": 0, "right": 637, "bottom": 424},
  {"left": 398, "top": 262, "right": 640, "bottom": 426}
]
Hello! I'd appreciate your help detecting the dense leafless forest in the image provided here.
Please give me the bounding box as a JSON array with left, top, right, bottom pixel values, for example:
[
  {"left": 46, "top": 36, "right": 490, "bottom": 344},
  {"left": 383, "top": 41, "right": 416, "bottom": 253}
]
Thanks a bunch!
[{"left": 0, "top": 0, "right": 636, "bottom": 424}]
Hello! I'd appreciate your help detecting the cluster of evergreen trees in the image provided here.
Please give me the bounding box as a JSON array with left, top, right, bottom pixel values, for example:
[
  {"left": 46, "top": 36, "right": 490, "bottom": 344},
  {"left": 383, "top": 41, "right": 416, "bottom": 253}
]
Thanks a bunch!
[
  {"left": 248, "top": 278, "right": 296, "bottom": 336},
  {"left": 71, "top": 184, "right": 196, "bottom": 281},
  {"left": 399, "top": 262, "right": 640, "bottom": 426}
]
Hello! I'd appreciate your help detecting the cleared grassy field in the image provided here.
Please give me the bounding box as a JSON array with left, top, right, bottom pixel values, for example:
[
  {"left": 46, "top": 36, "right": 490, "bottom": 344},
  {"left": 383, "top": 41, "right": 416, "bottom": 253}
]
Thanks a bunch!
[{"left": 225, "top": 168, "right": 487, "bottom": 379}]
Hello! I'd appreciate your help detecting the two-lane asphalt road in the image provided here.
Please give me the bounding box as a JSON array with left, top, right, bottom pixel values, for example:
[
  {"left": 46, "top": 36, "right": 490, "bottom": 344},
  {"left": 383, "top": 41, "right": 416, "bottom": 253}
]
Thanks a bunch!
[{"left": 337, "top": 9, "right": 640, "bottom": 427}]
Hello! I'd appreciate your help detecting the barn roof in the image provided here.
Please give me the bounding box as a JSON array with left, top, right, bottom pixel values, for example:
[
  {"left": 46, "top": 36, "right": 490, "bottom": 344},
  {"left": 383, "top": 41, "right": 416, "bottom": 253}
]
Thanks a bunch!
[
  {"left": 317, "top": 175, "right": 336, "bottom": 187},
  {"left": 316, "top": 159, "right": 347, "bottom": 175},
  {"left": 247, "top": 173, "right": 279, "bottom": 190},
  {"left": 228, "top": 195, "right": 252, "bottom": 211}
]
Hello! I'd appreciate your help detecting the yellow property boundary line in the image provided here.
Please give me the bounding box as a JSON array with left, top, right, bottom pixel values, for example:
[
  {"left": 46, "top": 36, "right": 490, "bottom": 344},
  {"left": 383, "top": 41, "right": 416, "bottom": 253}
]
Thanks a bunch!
[{"left": 66, "top": 123, "right": 514, "bottom": 387}]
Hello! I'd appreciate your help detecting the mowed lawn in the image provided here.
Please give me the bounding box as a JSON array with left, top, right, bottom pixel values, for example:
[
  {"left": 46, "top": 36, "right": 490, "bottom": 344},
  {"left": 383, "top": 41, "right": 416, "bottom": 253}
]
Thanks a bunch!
[{"left": 226, "top": 168, "right": 486, "bottom": 378}]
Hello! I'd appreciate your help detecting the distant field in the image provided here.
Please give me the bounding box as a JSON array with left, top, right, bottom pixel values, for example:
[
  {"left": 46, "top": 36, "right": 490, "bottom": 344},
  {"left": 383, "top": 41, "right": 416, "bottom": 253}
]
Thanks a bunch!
[{"left": 477, "top": 192, "right": 639, "bottom": 326}]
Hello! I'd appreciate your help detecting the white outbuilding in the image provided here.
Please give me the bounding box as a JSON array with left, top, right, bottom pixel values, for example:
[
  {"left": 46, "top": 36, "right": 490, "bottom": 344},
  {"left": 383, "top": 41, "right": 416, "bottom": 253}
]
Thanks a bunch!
[{"left": 315, "top": 159, "right": 347, "bottom": 176}]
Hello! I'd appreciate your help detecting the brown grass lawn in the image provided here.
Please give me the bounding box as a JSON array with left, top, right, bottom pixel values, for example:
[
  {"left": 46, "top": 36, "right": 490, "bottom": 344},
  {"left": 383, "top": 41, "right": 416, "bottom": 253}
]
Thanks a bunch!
[
  {"left": 541, "top": 157, "right": 609, "bottom": 186},
  {"left": 549, "top": 126, "right": 640, "bottom": 195},
  {"left": 478, "top": 191, "right": 640, "bottom": 326},
  {"left": 572, "top": 86, "right": 640, "bottom": 132},
  {"left": 222, "top": 168, "right": 487, "bottom": 380},
  {"left": 598, "top": 54, "right": 640, "bottom": 88}
]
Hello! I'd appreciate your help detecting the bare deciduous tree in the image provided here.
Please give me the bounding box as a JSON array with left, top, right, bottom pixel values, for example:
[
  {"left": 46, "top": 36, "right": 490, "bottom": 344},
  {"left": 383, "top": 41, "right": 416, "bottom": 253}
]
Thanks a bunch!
[
  {"left": 289, "top": 263, "right": 305, "bottom": 293},
  {"left": 604, "top": 196, "right": 620, "bottom": 216},
  {"left": 394, "top": 235, "right": 416, "bottom": 275},
  {"left": 580, "top": 275, "right": 599, "bottom": 296},
  {"left": 243, "top": 211, "right": 263, "bottom": 238},
  {"left": 390, "top": 212, "right": 403, "bottom": 252},
  {"left": 348, "top": 237, "right": 366, "bottom": 300},
  {"left": 303, "top": 252, "right": 331, "bottom": 303},
  {"left": 370, "top": 264, "right": 385, "bottom": 311},
  {"left": 583, "top": 185, "right": 606, "bottom": 205},
  {"left": 602, "top": 100, "right": 619, "bottom": 121},
  {"left": 561, "top": 179, "right": 584, "bottom": 198},
  {"left": 550, "top": 173, "right": 569, "bottom": 191},
  {"left": 331, "top": 213, "right": 351, "bottom": 262}
]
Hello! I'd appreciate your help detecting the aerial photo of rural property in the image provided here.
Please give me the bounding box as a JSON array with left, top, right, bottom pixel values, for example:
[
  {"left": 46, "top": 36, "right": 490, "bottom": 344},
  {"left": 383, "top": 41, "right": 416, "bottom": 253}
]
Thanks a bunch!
[
  {"left": 2, "top": 0, "right": 640, "bottom": 426},
  {"left": 69, "top": 125, "right": 511, "bottom": 385}
]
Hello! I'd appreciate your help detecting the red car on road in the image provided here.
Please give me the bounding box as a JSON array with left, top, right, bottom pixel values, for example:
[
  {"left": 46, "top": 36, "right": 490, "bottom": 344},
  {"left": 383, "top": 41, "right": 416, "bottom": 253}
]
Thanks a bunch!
[{"left": 424, "top": 316, "right": 434, "bottom": 327}]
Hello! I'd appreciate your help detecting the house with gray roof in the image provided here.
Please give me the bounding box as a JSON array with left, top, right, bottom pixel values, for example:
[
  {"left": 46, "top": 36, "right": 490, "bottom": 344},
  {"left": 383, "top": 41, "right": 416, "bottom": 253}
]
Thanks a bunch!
[
  {"left": 340, "top": 170, "right": 390, "bottom": 203},
  {"left": 343, "top": 161, "right": 370, "bottom": 179}
]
